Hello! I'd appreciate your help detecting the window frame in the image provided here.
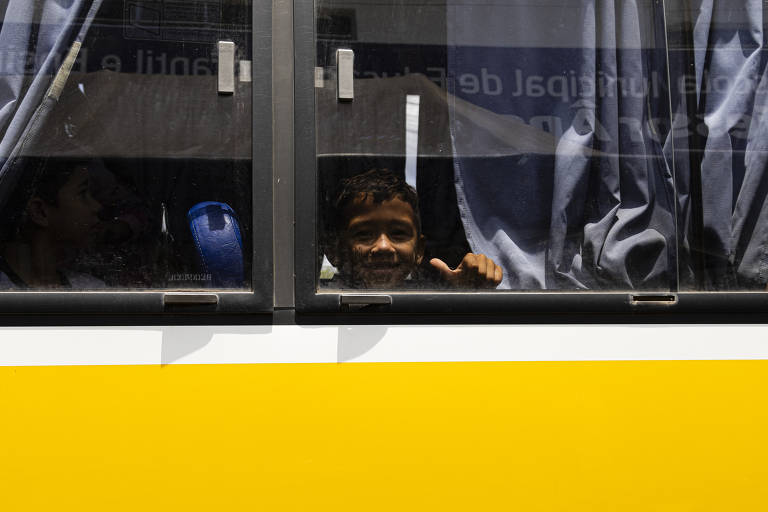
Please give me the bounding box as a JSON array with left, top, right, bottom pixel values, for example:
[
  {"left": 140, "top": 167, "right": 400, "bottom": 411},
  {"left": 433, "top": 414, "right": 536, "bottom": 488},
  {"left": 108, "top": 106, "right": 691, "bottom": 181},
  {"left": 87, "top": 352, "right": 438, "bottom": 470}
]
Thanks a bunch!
[
  {"left": 0, "top": 0, "right": 273, "bottom": 317},
  {"left": 292, "top": 0, "right": 768, "bottom": 317}
]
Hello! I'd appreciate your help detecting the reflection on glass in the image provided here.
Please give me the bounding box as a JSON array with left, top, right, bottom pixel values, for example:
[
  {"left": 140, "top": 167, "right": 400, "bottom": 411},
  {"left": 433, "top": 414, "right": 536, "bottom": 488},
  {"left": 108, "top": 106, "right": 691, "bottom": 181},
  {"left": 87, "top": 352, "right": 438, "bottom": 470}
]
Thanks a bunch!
[
  {"left": 0, "top": 0, "right": 253, "bottom": 290},
  {"left": 316, "top": 0, "right": 676, "bottom": 292},
  {"left": 666, "top": 3, "right": 768, "bottom": 291}
]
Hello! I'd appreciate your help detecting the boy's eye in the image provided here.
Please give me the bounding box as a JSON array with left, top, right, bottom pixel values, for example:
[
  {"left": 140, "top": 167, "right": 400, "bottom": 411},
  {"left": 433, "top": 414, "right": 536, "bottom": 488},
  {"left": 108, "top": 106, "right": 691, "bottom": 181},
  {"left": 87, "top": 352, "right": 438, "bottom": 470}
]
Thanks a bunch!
[
  {"left": 389, "top": 230, "right": 412, "bottom": 241},
  {"left": 350, "top": 230, "right": 375, "bottom": 242}
]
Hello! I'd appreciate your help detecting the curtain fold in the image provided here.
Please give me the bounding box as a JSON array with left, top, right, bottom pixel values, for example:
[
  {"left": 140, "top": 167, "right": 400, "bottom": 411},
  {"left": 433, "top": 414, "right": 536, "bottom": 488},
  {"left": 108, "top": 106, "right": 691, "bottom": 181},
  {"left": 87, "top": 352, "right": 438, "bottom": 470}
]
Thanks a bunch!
[
  {"left": 0, "top": 0, "right": 102, "bottom": 206},
  {"left": 448, "top": 0, "right": 676, "bottom": 290},
  {"left": 674, "top": 0, "right": 768, "bottom": 289}
]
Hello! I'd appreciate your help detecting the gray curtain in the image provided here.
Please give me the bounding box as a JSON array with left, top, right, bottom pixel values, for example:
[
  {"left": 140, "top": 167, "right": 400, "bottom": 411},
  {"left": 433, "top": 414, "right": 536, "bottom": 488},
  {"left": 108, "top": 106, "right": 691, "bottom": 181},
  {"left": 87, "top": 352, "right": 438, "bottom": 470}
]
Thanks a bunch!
[
  {"left": 0, "top": 0, "right": 103, "bottom": 206},
  {"left": 671, "top": 0, "right": 768, "bottom": 290},
  {"left": 448, "top": 0, "right": 677, "bottom": 290}
]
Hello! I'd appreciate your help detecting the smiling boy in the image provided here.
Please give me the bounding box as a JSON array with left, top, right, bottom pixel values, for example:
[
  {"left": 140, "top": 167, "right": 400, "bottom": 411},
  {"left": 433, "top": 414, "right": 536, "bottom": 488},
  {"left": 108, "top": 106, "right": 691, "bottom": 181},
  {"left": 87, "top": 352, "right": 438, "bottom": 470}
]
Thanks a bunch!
[{"left": 325, "top": 168, "right": 502, "bottom": 289}]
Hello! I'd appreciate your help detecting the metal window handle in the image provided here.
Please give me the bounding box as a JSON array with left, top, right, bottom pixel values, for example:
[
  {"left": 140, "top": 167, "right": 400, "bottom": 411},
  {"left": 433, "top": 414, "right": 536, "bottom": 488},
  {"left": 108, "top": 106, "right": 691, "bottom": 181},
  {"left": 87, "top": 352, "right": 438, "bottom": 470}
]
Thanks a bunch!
[
  {"left": 336, "top": 49, "right": 354, "bottom": 101},
  {"left": 218, "top": 41, "right": 235, "bottom": 94}
]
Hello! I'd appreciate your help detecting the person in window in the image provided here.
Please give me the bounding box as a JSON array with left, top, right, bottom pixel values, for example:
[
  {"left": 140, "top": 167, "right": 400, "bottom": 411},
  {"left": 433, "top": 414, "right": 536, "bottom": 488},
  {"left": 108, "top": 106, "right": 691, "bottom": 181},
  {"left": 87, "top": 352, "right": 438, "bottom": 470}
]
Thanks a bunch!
[
  {"left": 324, "top": 168, "right": 503, "bottom": 289},
  {"left": 0, "top": 157, "right": 106, "bottom": 289},
  {"left": 73, "top": 157, "right": 154, "bottom": 288}
]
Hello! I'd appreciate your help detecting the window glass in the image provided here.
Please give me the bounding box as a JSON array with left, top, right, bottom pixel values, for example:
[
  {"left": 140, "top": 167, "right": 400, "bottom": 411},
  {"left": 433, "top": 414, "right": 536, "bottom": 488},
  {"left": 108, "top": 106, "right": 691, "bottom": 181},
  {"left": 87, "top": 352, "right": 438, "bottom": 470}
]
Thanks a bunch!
[
  {"left": 0, "top": 0, "right": 253, "bottom": 291},
  {"left": 315, "top": 0, "right": 677, "bottom": 292},
  {"left": 666, "top": 2, "right": 768, "bottom": 292}
]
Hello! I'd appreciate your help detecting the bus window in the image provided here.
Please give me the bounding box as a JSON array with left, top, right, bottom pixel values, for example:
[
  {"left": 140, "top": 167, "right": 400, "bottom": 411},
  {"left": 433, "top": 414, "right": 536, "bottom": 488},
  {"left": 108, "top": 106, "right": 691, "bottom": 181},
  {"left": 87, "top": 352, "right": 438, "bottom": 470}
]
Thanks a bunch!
[
  {"left": 0, "top": 0, "right": 271, "bottom": 313},
  {"left": 665, "top": 3, "right": 768, "bottom": 293},
  {"left": 297, "top": 0, "right": 768, "bottom": 316},
  {"left": 299, "top": 0, "right": 678, "bottom": 312}
]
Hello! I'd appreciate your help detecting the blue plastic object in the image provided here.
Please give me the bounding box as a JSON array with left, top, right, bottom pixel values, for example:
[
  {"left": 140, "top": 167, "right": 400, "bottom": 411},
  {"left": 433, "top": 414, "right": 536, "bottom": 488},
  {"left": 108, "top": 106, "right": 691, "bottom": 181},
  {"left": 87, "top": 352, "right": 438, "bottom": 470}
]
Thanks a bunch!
[{"left": 187, "top": 201, "right": 245, "bottom": 288}]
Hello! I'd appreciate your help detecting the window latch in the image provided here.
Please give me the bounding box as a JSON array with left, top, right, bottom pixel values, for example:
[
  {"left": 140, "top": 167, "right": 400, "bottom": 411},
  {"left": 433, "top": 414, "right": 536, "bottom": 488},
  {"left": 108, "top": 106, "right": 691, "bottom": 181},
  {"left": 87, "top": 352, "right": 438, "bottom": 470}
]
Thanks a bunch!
[
  {"left": 340, "top": 294, "right": 392, "bottom": 312},
  {"left": 164, "top": 293, "right": 219, "bottom": 306},
  {"left": 630, "top": 294, "right": 677, "bottom": 306}
]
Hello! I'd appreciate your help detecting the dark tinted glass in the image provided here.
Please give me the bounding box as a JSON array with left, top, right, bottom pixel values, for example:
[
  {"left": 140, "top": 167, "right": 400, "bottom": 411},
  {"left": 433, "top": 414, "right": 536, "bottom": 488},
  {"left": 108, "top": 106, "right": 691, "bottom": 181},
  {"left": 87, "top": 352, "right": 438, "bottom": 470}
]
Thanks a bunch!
[{"left": 0, "top": 0, "right": 253, "bottom": 291}]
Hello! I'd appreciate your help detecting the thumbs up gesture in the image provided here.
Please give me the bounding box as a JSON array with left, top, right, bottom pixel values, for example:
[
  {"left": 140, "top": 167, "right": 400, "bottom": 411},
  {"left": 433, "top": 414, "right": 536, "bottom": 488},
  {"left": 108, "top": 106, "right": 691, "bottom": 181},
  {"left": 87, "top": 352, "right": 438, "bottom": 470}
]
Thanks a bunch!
[{"left": 429, "top": 253, "right": 503, "bottom": 289}]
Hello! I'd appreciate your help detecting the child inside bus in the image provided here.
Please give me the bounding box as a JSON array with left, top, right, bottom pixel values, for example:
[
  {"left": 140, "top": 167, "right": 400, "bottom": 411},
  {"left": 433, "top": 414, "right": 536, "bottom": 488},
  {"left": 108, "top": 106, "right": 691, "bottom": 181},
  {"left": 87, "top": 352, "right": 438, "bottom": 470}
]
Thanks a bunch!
[
  {"left": 325, "top": 168, "right": 503, "bottom": 289},
  {"left": 0, "top": 157, "right": 106, "bottom": 288}
]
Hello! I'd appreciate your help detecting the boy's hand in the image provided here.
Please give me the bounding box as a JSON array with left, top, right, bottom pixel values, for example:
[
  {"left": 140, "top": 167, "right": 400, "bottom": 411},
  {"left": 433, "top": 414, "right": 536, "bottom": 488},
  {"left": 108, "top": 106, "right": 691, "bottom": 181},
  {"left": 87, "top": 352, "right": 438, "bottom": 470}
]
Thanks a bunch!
[{"left": 429, "top": 254, "right": 503, "bottom": 289}]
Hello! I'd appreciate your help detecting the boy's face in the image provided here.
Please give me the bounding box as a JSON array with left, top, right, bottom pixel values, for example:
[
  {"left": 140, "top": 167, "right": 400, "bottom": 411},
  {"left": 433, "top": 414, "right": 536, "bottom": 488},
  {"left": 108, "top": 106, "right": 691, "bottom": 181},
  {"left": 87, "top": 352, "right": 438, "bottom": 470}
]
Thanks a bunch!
[{"left": 336, "top": 195, "right": 424, "bottom": 288}]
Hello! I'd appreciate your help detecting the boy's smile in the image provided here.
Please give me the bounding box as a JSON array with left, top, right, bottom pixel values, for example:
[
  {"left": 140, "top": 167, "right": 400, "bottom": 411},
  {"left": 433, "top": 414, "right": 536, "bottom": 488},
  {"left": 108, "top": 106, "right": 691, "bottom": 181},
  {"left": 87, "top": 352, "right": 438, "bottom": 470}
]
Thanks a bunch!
[{"left": 340, "top": 196, "right": 424, "bottom": 288}]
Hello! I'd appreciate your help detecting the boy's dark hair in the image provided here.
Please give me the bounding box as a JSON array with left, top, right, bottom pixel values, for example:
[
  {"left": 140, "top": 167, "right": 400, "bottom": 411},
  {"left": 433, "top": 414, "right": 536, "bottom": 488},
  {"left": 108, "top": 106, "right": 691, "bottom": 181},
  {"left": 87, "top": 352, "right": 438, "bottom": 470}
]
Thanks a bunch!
[{"left": 331, "top": 168, "right": 421, "bottom": 234}]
